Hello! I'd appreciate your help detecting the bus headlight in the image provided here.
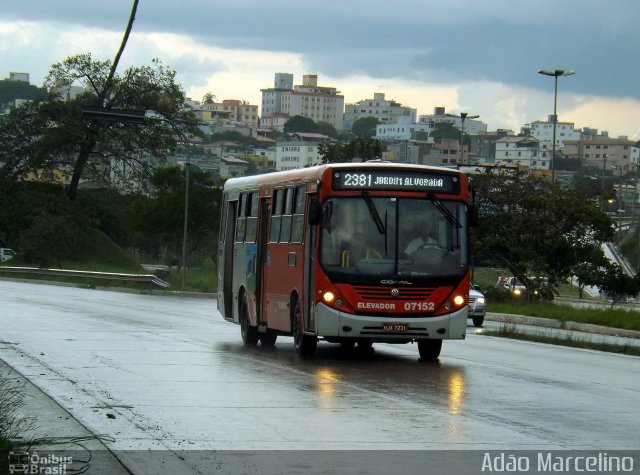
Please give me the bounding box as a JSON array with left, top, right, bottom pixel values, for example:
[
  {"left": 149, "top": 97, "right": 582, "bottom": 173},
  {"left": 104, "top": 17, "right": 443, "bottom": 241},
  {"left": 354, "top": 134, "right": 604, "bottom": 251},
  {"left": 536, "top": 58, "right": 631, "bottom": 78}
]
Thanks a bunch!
[
  {"left": 323, "top": 291, "right": 336, "bottom": 303},
  {"left": 453, "top": 295, "right": 465, "bottom": 307}
]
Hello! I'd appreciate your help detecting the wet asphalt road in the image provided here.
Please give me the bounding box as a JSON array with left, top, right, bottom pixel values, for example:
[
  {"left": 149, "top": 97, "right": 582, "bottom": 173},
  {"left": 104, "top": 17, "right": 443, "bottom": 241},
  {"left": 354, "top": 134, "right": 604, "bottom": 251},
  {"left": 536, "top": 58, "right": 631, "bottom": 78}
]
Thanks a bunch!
[{"left": 1, "top": 280, "right": 639, "bottom": 472}]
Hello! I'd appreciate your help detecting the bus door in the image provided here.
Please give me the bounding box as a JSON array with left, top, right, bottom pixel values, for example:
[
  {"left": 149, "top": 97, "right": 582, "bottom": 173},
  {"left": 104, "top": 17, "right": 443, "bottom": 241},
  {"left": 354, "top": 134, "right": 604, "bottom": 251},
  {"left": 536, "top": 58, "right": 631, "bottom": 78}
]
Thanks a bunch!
[
  {"left": 219, "top": 198, "right": 238, "bottom": 320},
  {"left": 304, "top": 193, "right": 318, "bottom": 334},
  {"left": 259, "top": 187, "right": 305, "bottom": 332},
  {"left": 255, "top": 196, "right": 270, "bottom": 325}
]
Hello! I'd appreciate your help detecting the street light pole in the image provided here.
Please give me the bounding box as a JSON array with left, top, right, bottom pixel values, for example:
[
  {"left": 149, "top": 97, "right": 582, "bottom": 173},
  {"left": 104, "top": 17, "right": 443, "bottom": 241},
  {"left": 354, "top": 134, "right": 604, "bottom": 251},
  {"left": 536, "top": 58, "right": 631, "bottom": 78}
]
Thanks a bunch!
[
  {"left": 602, "top": 153, "right": 608, "bottom": 210},
  {"left": 446, "top": 112, "right": 479, "bottom": 164},
  {"left": 538, "top": 68, "right": 575, "bottom": 181}
]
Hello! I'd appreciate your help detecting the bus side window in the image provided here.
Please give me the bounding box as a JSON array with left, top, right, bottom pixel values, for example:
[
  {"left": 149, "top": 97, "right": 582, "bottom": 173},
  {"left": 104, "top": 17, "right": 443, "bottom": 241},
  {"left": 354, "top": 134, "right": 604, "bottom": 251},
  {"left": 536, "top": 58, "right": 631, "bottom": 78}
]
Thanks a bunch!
[
  {"left": 269, "top": 190, "right": 282, "bottom": 243},
  {"left": 290, "top": 186, "right": 305, "bottom": 243},
  {"left": 280, "top": 187, "right": 294, "bottom": 243},
  {"left": 235, "top": 194, "right": 246, "bottom": 243},
  {"left": 219, "top": 193, "right": 228, "bottom": 243},
  {"left": 245, "top": 192, "right": 258, "bottom": 243}
]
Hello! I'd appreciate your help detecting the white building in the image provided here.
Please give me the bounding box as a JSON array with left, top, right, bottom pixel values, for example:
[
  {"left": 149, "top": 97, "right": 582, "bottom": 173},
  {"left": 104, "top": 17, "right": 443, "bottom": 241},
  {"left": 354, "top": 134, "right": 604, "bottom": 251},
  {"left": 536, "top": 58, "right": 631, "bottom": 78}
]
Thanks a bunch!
[
  {"left": 523, "top": 116, "right": 581, "bottom": 156},
  {"left": 8, "top": 72, "right": 30, "bottom": 83},
  {"left": 275, "top": 133, "right": 327, "bottom": 171},
  {"left": 418, "top": 107, "right": 487, "bottom": 135},
  {"left": 344, "top": 92, "right": 417, "bottom": 131},
  {"left": 375, "top": 116, "right": 432, "bottom": 141},
  {"left": 494, "top": 136, "right": 548, "bottom": 170},
  {"left": 260, "top": 74, "right": 345, "bottom": 131}
]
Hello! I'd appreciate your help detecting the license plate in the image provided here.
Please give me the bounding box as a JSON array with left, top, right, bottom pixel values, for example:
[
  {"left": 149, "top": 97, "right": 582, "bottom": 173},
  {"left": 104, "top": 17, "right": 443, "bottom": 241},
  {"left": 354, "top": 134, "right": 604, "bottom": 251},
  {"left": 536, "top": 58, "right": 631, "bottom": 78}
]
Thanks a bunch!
[{"left": 382, "top": 323, "right": 409, "bottom": 332}]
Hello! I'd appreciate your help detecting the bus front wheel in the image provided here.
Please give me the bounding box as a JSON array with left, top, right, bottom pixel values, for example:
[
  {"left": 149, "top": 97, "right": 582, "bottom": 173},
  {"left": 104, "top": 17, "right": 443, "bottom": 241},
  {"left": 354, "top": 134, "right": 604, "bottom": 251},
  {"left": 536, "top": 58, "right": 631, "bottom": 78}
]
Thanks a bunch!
[
  {"left": 292, "top": 299, "right": 317, "bottom": 357},
  {"left": 240, "top": 295, "right": 259, "bottom": 345},
  {"left": 417, "top": 339, "right": 442, "bottom": 360}
]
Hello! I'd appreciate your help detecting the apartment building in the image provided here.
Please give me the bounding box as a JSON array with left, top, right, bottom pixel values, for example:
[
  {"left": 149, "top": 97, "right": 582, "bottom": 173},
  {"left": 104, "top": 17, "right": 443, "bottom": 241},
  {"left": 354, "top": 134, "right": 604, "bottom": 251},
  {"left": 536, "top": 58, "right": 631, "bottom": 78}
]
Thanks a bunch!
[
  {"left": 275, "top": 133, "right": 327, "bottom": 171},
  {"left": 522, "top": 116, "right": 580, "bottom": 156},
  {"left": 469, "top": 130, "right": 513, "bottom": 162},
  {"left": 344, "top": 92, "right": 417, "bottom": 131},
  {"left": 202, "top": 100, "right": 258, "bottom": 128},
  {"left": 494, "top": 136, "right": 547, "bottom": 170},
  {"left": 418, "top": 107, "right": 487, "bottom": 135},
  {"left": 386, "top": 138, "right": 465, "bottom": 166},
  {"left": 375, "top": 116, "right": 431, "bottom": 141},
  {"left": 260, "top": 73, "right": 345, "bottom": 131},
  {"left": 564, "top": 137, "right": 640, "bottom": 173}
]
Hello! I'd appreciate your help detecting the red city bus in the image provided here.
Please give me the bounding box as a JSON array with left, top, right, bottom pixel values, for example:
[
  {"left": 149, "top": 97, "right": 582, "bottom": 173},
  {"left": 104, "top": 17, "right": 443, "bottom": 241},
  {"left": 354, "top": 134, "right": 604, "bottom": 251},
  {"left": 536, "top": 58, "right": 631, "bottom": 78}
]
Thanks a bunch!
[{"left": 217, "top": 162, "right": 472, "bottom": 359}]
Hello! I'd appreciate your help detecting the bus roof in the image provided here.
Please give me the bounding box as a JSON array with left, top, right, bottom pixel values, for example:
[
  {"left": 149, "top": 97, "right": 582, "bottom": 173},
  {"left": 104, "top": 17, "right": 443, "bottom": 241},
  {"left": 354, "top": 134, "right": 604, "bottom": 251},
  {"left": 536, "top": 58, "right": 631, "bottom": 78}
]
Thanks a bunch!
[{"left": 223, "top": 162, "right": 464, "bottom": 193}]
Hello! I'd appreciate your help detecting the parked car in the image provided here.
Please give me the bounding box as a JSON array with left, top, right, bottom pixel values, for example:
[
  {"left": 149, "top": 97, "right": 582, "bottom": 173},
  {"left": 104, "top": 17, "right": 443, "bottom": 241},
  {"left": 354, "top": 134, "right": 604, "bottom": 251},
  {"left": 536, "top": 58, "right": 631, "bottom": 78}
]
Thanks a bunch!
[
  {"left": 0, "top": 248, "right": 16, "bottom": 263},
  {"left": 468, "top": 284, "right": 486, "bottom": 327},
  {"left": 501, "top": 276, "right": 527, "bottom": 296}
]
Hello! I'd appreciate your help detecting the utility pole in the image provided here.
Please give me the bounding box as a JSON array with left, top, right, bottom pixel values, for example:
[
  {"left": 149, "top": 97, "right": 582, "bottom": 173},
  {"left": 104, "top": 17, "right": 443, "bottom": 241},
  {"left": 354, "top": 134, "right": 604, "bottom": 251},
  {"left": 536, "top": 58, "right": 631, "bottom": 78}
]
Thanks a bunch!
[
  {"left": 446, "top": 112, "right": 479, "bottom": 165},
  {"left": 538, "top": 68, "right": 575, "bottom": 181}
]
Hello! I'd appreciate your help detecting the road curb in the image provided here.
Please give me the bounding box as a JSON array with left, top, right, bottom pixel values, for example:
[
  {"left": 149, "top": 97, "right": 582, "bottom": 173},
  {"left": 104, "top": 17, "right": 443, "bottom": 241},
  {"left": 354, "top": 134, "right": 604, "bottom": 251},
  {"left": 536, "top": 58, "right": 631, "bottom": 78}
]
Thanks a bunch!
[{"left": 487, "top": 312, "right": 640, "bottom": 340}]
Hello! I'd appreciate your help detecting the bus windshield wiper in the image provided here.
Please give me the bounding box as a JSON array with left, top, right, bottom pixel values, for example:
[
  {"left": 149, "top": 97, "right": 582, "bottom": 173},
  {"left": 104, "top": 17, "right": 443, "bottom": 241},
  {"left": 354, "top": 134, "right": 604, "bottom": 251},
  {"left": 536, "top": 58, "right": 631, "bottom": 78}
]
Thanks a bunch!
[
  {"left": 363, "top": 191, "right": 387, "bottom": 235},
  {"left": 427, "top": 193, "right": 462, "bottom": 229}
]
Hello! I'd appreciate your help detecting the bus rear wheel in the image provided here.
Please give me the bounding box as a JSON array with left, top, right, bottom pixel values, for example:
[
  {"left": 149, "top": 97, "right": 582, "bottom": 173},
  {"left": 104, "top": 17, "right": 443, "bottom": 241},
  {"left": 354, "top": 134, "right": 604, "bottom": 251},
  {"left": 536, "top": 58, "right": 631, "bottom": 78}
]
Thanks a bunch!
[
  {"left": 240, "top": 295, "right": 259, "bottom": 345},
  {"left": 292, "top": 299, "right": 317, "bottom": 357},
  {"left": 417, "top": 339, "right": 442, "bottom": 360}
]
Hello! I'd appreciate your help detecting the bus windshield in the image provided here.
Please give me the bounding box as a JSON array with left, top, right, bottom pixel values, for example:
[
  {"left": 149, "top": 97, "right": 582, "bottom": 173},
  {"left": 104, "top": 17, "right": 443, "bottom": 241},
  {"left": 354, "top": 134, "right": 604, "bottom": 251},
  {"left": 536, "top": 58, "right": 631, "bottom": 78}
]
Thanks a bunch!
[{"left": 320, "top": 196, "right": 468, "bottom": 281}]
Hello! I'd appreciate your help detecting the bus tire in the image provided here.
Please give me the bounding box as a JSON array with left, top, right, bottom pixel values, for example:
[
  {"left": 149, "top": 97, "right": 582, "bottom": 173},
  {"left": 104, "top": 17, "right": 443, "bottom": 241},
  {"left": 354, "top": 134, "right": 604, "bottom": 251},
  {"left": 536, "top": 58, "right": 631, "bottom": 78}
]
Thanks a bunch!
[
  {"left": 417, "top": 339, "right": 442, "bottom": 360},
  {"left": 239, "top": 294, "right": 259, "bottom": 345},
  {"left": 259, "top": 330, "right": 278, "bottom": 346},
  {"left": 291, "top": 298, "right": 317, "bottom": 357}
]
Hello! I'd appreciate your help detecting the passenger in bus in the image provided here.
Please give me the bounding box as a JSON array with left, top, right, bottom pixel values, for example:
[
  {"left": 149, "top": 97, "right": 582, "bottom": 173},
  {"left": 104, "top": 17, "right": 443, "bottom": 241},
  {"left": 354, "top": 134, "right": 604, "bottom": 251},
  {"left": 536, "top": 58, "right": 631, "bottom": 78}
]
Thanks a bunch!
[
  {"left": 403, "top": 222, "right": 439, "bottom": 256},
  {"left": 321, "top": 215, "right": 352, "bottom": 266}
]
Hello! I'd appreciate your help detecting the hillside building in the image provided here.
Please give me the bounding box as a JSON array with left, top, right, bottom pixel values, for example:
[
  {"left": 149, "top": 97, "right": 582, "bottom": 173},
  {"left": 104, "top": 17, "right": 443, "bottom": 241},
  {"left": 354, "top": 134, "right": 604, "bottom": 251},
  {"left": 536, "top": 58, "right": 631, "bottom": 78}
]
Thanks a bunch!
[
  {"left": 260, "top": 73, "right": 344, "bottom": 131},
  {"left": 344, "top": 92, "right": 416, "bottom": 131}
]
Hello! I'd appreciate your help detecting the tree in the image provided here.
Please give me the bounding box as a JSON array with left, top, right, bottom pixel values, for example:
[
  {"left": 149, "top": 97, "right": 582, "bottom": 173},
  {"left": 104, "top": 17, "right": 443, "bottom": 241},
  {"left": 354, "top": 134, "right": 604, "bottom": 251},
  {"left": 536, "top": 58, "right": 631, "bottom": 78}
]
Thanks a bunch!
[
  {"left": 202, "top": 92, "right": 216, "bottom": 104},
  {"left": 315, "top": 121, "right": 339, "bottom": 139},
  {"left": 0, "top": 79, "right": 47, "bottom": 106},
  {"left": 430, "top": 122, "right": 461, "bottom": 141},
  {"left": 318, "top": 139, "right": 381, "bottom": 163},
  {"left": 20, "top": 213, "right": 83, "bottom": 268},
  {"left": 0, "top": 0, "right": 200, "bottom": 200},
  {"left": 128, "top": 166, "right": 222, "bottom": 265},
  {"left": 471, "top": 170, "right": 614, "bottom": 298},
  {"left": 597, "top": 264, "right": 640, "bottom": 308},
  {"left": 351, "top": 117, "right": 379, "bottom": 139},
  {"left": 283, "top": 115, "right": 318, "bottom": 134},
  {"left": 0, "top": 55, "right": 199, "bottom": 200}
]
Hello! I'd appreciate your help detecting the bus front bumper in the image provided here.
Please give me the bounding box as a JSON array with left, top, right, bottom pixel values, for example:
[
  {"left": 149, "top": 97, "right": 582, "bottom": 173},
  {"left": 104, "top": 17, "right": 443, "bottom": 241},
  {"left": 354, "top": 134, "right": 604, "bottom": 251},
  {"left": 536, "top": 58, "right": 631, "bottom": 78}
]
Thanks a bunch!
[{"left": 314, "top": 302, "right": 467, "bottom": 341}]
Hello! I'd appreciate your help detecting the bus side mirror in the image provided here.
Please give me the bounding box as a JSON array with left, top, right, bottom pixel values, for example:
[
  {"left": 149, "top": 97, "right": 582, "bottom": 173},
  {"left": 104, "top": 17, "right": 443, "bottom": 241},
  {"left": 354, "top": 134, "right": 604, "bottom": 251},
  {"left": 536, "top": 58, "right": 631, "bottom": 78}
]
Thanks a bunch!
[
  {"left": 469, "top": 205, "right": 479, "bottom": 228},
  {"left": 308, "top": 201, "right": 322, "bottom": 226}
]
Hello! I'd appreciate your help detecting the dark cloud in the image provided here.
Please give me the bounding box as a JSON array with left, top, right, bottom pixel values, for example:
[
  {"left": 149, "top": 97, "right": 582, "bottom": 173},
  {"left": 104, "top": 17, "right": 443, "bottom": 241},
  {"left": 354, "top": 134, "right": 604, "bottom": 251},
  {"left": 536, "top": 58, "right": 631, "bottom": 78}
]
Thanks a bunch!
[{"left": 2, "top": 0, "right": 639, "bottom": 98}]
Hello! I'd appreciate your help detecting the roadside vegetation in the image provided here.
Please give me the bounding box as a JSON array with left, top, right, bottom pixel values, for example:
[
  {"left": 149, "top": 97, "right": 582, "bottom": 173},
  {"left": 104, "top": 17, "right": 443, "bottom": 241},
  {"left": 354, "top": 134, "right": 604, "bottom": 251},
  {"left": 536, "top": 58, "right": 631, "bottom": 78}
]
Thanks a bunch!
[
  {"left": 0, "top": 371, "right": 36, "bottom": 467},
  {"left": 485, "top": 323, "right": 640, "bottom": 357}
]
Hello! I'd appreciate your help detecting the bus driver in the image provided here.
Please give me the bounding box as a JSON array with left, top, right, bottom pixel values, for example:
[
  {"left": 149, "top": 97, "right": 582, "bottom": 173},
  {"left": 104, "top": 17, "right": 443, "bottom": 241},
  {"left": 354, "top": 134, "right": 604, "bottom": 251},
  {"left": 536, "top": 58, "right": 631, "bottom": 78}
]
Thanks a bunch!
[{"left": 404, "top": 222, "right": 438, "bottom": 256}]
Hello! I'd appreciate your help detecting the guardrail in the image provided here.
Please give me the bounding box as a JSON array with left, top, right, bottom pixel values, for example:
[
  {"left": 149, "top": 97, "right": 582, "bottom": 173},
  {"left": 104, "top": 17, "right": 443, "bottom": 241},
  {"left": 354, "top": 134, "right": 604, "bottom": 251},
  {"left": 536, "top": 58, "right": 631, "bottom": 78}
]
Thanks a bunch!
[{"left": 0, "top": 266, "right": 170, "bottom": 289}]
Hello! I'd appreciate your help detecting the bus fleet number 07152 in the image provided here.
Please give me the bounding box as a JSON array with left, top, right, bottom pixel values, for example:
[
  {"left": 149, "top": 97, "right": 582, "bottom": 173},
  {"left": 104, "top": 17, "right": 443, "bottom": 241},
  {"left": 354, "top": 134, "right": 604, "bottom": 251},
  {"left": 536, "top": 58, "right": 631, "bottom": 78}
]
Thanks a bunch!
[{"left": 404, "top": 302, "right": 435, "bottom": 311}]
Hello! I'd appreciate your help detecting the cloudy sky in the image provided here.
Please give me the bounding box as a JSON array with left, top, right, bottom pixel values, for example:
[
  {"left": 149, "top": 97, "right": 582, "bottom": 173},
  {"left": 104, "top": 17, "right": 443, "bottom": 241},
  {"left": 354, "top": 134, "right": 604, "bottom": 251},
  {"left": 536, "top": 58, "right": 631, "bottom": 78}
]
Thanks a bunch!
[{"left": 2, "top": 0, "right": 638, "bottom": 139}]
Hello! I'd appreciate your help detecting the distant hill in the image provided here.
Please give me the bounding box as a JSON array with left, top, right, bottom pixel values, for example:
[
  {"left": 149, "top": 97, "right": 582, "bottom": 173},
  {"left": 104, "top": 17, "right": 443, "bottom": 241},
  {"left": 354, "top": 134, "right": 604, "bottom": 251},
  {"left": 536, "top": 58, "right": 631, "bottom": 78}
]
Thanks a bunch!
[{"left": 0, "top": 79, "right": 47, "bottom": 107}]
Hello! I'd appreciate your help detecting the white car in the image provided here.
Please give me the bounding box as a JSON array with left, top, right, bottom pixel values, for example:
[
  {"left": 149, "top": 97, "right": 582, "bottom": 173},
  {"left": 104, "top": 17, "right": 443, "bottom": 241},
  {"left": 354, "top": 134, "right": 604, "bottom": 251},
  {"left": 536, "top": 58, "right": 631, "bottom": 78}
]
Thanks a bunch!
[
  {"left": 0, "top": 248, "right": 16, "bottom": 263},
  {"left": 468, "top": 284, "right": 486, "bottom": 327}
]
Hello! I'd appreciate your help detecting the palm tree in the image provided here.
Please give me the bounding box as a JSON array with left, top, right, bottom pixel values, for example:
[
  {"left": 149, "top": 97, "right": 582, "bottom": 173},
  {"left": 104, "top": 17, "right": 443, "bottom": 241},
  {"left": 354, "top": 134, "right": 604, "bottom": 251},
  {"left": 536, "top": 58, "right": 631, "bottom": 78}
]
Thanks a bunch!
[{"left": 202, "top": 92, "right": 216, "bottom": 104}]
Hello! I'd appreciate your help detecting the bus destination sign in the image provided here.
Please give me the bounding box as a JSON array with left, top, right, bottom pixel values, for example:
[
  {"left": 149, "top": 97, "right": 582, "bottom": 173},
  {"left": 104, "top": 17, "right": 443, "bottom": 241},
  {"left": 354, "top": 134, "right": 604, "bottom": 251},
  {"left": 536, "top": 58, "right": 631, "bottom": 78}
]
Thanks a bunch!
[{"left": 332, "top": 170, "right": 458, "bottom": 193}]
